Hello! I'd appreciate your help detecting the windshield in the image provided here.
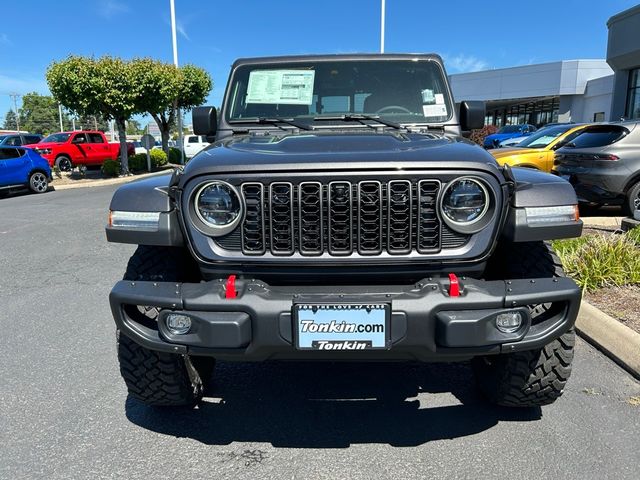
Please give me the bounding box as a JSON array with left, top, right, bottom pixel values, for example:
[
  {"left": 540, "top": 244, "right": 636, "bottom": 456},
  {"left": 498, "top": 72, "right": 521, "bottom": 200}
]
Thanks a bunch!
[
  {"left": 498, "top": 125, "right": 522, "bottom": 134},
  {"left": 225, "top": 59, "right": 452, "bottom": 126},
  {"left": 517, "top": 125, "right": 575, "bottom": 148},
  {"left": 42, "top": 133, "right": 70, "bottom": 143}
]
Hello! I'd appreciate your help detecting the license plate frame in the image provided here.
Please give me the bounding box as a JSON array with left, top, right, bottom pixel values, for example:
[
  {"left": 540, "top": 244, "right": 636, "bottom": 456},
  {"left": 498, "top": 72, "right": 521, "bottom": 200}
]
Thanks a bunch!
[{"left": 293, "top": 303, "right": 391, "bottom": 351}]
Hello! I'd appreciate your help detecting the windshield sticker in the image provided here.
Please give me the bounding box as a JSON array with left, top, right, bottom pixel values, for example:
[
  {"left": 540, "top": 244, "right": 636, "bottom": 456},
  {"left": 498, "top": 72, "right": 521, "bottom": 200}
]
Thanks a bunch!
[
  {"left": 421, "top": 89, "right": 435, "bottom": 104},
  {"left": 423, "top": 104, "right": 447, "bottom": 118},
  {"left": 435, "top": 93, "right": 445, "bottom": 105},
  {"left": 246, "top": 69, "right": 315, "bottom": 105}
]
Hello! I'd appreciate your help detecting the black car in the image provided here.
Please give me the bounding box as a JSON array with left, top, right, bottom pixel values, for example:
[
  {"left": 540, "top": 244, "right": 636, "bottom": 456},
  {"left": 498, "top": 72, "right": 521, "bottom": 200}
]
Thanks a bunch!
[
  {"left": 105, "top": 54, "right": 583, "bottom": 409},
  {"left": 0, "top": 133, "right": 43, "bottom": 146}
]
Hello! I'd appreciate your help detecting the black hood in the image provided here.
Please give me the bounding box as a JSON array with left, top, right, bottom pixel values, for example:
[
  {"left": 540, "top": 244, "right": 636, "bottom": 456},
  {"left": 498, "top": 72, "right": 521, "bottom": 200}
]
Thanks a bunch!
[{"left": 182, "top": 130, "right": 501, "bottom": 179}]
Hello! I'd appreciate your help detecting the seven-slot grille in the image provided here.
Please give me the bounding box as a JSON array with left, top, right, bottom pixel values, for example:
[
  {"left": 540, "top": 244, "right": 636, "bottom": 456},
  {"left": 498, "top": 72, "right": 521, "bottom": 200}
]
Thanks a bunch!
[{"left": 232, "top": 179, "right": 446, "bottom": 257}]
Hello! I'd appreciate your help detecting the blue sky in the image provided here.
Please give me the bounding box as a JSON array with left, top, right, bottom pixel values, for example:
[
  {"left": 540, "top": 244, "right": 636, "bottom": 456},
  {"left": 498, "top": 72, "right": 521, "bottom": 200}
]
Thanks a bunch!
[{"left": 1, "top": 0, "right": 637, "bottom": 126}]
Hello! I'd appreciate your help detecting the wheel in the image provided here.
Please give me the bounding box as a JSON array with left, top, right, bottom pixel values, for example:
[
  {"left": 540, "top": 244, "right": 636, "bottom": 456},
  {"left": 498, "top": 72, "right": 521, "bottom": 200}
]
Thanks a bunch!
[
  {"left": 624, "top": 181, "right": 640, "bottom": 216},
  {"left": 117, "top": 245, "right": 215, "bottom": 407},
  {"left": 55, "top": 155, "right": 72, "bottom": 172},
  {"left": 28, "top": 171, "right": 48, "bottom": 193},
  {"left": 474, "top": 241, "right": 576, "bottom": 407}
]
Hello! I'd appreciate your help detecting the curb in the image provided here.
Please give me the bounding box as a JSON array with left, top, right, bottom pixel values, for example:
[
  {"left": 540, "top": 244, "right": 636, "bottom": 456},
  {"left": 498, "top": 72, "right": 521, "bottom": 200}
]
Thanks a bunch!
[
  {"left": 576, "top": 301, "right": 640, "bottom": 379},
  {"left": 51, "top": 168, "right": 172, "bottom": 191}
]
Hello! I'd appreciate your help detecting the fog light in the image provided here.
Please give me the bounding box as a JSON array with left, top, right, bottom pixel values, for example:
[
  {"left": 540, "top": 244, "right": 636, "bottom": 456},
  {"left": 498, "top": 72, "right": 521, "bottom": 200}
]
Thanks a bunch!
[
  {"left": 166, "top": 313, "right": 192, "bottom": 335},
  {"left": 496, "top": 311, "right": 523, "bottom": 333}
]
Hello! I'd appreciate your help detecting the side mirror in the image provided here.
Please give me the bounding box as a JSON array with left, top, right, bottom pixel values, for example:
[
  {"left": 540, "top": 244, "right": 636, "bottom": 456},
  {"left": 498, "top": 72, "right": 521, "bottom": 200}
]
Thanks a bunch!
[
  {"left": 193, "top": 106, "right": 218, "bottom": 138},
  {"left": 459, "top": 101, "right": 485, "bottom": 131}
]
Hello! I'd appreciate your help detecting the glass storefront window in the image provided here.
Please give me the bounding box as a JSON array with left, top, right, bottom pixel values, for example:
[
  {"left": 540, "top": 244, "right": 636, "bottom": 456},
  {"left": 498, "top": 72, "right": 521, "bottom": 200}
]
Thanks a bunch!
[{"left": 627, "top": 68, "right": 640, "bottom": 120}]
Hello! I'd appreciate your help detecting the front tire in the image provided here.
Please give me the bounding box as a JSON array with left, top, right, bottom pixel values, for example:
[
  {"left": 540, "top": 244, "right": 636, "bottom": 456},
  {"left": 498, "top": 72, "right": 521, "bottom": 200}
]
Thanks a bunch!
[
  {"left": 28, "top": 171, "right": 48, "bottom": 193},
  {"left": 117, "top": 246, "right": 215, "bottom": 407},
  {"left": 474, "top": 242, "right": 576, "bottom": 407},
  {"left": 55, "top": 155, "right": 72, "bottom": 172}
]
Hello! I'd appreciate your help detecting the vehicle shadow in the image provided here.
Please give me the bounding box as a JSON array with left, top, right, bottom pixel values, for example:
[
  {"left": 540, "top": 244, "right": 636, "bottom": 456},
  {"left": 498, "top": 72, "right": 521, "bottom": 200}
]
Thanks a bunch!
[
  {"left": 125, "top": 361, "right": 541, "bottom": 447},
  {"left": 0, "top": 187, "right": 53, "bottom": 199}
]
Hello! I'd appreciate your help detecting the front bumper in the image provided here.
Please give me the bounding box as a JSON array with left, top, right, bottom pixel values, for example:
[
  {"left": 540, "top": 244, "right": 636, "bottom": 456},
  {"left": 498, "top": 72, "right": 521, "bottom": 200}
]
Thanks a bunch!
[{"left": 110, "top": 276, "right": 581, "bottom": 362}]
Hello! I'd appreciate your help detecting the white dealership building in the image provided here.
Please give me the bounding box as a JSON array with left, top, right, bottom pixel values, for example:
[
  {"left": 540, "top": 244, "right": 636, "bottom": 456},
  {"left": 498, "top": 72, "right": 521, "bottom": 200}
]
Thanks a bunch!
[{"left": 449, "top": 4, "right": 640, "bottom": 128}]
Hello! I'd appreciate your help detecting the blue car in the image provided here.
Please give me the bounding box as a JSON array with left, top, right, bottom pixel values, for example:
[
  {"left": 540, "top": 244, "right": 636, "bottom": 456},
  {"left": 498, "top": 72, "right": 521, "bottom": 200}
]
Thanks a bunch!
[
  {"left": 0, "top": 146, "right": 52, "bottom": 194},
  {"left": 483, "top": 124, "right": 537, "bottom": 149}
]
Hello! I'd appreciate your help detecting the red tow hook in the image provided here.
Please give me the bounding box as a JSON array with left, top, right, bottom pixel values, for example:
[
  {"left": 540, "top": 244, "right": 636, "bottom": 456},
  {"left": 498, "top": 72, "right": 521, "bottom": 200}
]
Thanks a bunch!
[
  {"left": 225, "top": 275, "right": 238, "bottom": 299},
  {"left": 448, "top": 273, "right": 460, "bottom": 297}
]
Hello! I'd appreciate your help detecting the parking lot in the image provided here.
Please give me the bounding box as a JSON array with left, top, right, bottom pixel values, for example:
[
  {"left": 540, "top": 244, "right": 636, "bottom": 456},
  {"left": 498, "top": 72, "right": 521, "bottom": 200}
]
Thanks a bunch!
[{"left": 1, "top": 184, "right": 639, "bottom": 479}]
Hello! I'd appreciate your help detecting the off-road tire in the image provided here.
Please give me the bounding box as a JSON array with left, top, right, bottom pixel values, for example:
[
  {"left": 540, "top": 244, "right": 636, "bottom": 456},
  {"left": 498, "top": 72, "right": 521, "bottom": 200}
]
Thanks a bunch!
[
  {"left": 117, "top": 245, "right": 215, "bottom": 407},
  {"left": 474, "top": 241, "right": 576, "bottom": 407}
]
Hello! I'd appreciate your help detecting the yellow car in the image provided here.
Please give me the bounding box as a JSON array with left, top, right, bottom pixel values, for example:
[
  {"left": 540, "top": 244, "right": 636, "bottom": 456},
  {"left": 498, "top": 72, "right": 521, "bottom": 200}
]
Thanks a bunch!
[{"left": 490, "top": 124, "right": 591, "bottom": 172}]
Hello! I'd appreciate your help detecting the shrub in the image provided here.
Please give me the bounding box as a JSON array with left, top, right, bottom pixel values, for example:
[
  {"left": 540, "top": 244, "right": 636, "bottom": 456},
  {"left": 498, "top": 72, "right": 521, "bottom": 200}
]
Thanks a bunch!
[
  {"left": 552, "top": 233, "right": 640, "bottom": 291},
  {"left": 127, "top": 153, "right": 148, "bottom": 172},
  {"left": 101, "top": 159, "right": 120, "bottom": 177},
  {"left": 469, "top": 125, "right": 499, "bottom": 146},
  {"left": 150, "top": 148, "right": 168, "bottom": 168},
  {"left": 168, "top": 147, "right": 182, "bottom": 164}
]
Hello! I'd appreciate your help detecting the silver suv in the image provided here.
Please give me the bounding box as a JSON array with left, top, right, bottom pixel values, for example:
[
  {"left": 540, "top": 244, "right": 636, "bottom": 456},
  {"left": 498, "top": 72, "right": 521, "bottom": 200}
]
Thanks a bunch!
[{"left": 552, "top": 121, "right": 640, "bottom": 213}]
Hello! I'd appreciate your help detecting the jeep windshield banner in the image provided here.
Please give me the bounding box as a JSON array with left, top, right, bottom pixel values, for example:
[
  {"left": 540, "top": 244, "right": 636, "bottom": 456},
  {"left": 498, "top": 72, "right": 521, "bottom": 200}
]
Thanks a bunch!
[
  {"left": 295, "top": 304, "right": 388, "bottom": 350},
  {"left": 246, "top": 69, "right": 315, "bottom": 105}
]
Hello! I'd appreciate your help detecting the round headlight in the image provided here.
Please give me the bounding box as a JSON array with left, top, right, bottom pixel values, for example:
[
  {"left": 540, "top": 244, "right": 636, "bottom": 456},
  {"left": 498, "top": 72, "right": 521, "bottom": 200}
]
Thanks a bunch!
[
  {"left": 441, "top": 178, "right": 489, "bottom": 226},
  {"left": 194, "top": 181, "right": 242, "bottom": 232}
]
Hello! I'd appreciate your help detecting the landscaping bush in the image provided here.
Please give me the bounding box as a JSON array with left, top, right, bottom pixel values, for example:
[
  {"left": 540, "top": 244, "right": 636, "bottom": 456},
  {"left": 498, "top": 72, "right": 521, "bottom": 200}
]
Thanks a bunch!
[
  {"left": 168, "top": 147, "right": 182, "bottom": 164},
  {"left": 101, "top": 159, "right": 121, "bottom": 177},
  {"left": 127, "top": 153, "right": 148, "bottom": 172},
  {"left": 469, "top": 125, "right": 499, "bottom": 146},
  {"left": 150, "top": 148, "right": 168, "bottom": 168},
  {"left": 552, "top": 233, "right": 640, "bottom": 291}
]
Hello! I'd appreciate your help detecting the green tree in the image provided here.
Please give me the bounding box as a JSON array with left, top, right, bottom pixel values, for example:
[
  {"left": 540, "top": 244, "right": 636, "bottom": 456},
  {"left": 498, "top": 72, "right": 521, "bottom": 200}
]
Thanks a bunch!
[
  {"left": 76, "top": 113, "right": 110, "bottom": 132},
  {"left": 19, "top": 92, "right": 68, "bottom": 134},
  {"left": 126, "top": 118, "right": 143, "bottom": 135},
  {"left": 47, "top": 55, "right": 143, "bottom": 172},
  {"left": 132, "top": 59, "right": 212, "bottom": 156},
  {"left": 3, "top": 109, "right": 18, "bottom": 130}
]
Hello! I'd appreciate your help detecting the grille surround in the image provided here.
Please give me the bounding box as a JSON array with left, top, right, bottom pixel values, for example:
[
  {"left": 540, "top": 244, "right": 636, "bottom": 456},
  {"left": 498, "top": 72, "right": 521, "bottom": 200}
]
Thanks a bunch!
[{"left": 184, "top": 171, "right": 501, "bottom": 264}]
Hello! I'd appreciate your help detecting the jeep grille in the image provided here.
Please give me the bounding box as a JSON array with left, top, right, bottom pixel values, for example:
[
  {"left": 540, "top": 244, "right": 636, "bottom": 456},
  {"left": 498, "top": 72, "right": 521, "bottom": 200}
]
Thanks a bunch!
[{"left": 215, "top": 179, "right": 468, "bottom": 257}]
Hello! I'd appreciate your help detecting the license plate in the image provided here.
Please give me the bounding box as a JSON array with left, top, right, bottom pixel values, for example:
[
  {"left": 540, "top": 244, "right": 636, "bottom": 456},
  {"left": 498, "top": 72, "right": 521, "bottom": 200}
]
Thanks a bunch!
[{"left": 294, "top": 303, "right": 390, "bottom": 350}]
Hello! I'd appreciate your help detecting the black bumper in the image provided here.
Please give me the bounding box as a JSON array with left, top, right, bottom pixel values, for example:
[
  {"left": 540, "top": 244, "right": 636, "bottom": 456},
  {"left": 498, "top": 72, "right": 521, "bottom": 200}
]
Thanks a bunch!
[{"left": 109, "top": 276, "right": 581, "bottom": 362}]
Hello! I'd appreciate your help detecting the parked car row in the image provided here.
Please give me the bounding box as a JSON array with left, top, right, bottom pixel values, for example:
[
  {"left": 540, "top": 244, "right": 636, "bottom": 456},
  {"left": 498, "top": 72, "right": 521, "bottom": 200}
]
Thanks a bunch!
[
  {"left": 483, "top": 124, "right": 537, "bottom": 149},
  {"left": 489, "top": 121, "right": 640, "bottom": 214}
]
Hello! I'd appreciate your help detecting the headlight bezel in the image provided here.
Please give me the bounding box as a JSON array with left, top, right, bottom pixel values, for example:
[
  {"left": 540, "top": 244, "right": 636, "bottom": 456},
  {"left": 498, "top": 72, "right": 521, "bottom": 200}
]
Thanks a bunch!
[
  {"left": 439, "top": 176, "right": 493, "bottom": 234},
  {"left": 191, "top": 180, "right": 244, "bottom": 237}
]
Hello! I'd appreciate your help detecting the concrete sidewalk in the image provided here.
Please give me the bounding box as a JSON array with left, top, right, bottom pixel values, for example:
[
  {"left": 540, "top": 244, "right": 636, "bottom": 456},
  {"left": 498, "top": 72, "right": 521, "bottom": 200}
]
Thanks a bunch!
[
  {"left": 576, "top": 302, "right": 640, "bottom": 378},
  {"left": 51, "top": 168, "right": 172, "bottom": 191}
]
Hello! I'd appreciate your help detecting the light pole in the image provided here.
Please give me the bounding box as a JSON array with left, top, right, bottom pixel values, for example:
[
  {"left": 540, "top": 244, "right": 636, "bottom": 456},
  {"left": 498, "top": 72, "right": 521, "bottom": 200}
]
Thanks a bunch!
[
  {"left": 380, "top": 0, "right": 385, "bottom": 53},
  {"left": 169, "top": 0, "right": 185, "bottom": 164},
  {"left": 58, "top": 104, "right": 64, "bottom": 132},
  {"left": 9, "top": 93, "right": 20, "bottom": 131}
]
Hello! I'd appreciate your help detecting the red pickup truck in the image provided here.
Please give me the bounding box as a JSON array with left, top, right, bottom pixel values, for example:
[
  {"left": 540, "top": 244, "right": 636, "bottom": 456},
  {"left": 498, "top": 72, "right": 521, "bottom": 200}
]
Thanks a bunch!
[{"left": 26, "top": 131, "right": 134, "bottom": 171}]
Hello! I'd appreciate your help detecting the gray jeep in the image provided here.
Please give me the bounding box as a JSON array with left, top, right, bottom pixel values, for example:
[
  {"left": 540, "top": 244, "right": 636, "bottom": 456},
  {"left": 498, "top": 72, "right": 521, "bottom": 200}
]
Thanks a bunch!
[{"left": 106, "top": 54, "right": 583, "bottom": 408}]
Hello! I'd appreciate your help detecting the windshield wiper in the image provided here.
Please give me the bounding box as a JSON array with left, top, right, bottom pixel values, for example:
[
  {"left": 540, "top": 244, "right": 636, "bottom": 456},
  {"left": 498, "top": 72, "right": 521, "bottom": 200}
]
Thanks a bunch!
[
  {"left": 312, "top": 114, "right": 403, "bottom": 130},
  {"left": 229, "top": 117, "right": 312, "bottom": 131}
]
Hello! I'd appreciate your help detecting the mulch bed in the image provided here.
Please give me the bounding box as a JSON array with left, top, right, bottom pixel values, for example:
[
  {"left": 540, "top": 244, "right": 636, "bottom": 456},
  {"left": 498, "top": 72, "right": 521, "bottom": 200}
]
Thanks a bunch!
[{"left": 585, "top": 286, "right": 640, "bottom": 335}]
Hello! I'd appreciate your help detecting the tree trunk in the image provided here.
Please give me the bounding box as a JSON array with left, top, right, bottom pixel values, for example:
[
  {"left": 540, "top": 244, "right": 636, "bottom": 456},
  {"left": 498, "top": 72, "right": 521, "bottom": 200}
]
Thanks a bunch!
[
  {"left": 151, "top": 112, "right": 172, "bottom": 159},
  {"left": 116, "top": 118, "right": 129, "bottom": 174}
]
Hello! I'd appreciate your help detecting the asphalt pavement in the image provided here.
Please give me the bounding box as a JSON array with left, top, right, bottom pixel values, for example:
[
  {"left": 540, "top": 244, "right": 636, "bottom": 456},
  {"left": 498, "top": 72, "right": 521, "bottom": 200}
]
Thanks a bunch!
[{"left": 1, "top": 185, "right": 639, "bottom": 480}]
